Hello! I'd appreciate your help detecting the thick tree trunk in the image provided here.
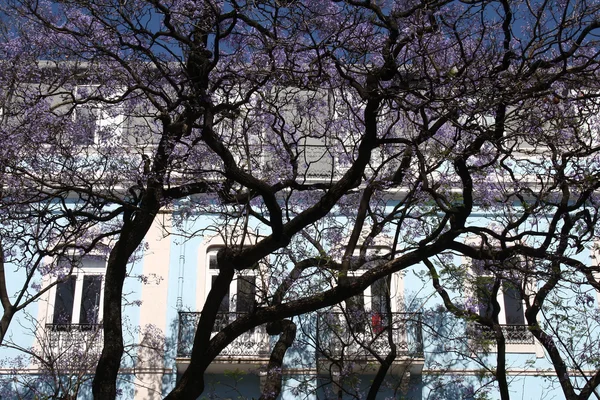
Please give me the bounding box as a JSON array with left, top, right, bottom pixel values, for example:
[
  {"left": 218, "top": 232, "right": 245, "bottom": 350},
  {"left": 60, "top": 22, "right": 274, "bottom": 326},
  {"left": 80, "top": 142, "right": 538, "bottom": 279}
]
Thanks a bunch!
[
  {"left": 0, "top": 243, "right": 12, "bottom": 346},
  {"left": 259, "top": 320, "right": 297, "bottom": 400},
  {"left": 494, "top": 326, "right": 510, "bottom": 400},
  {"left": 0, "top": 309, "right": 13, "bottom": 346},
  {"left": 367, "top": 278, "right": 395, "bottom": 400},
  {"left": 365, "top": 343, "right": 396, "bottom": 400},
  {"left": 91, "top": 248, "right": 127, "bottom": 400},
  {"left": 92, "top": 203, "right": 159, "bottom": 400},
  {"left": 165, "top": 251, "right": 236, "bottom": 400}
]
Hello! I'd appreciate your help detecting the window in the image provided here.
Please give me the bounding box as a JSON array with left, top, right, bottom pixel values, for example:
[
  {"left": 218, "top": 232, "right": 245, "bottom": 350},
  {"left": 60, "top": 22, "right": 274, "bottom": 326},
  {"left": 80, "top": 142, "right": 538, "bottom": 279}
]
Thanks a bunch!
[
  {"left": 74, "top": 105, "right": 98, "bottom": 145},
  {"left": 344, "top": 276, "right": 366, "bottom": 333},
  {"left": 472, "top": 261, "right": 526, "bottom": 325},
  {"left": 469, "top": 258, "right": 534, "bottom": 346},
  {"left": 179, "top": 241, "right": 270, "bottom": 365},
  {"left": 43, "top": 255, "right": 105, "bottom": 370},
  {"left": 316, "top": 247, "right": 413, "bottom": 361},
  {"left": 473, "top": 276, "right": 495, "bottom": 320},
  {"left": 73, "top": 85, "right": 123, "bottom": 145},
  {"left": 236, "top": 276, "right": 256, "bottom": 313},
  {"left": 205, "top": 248, "right": 259, "bottom": 332},
  {"left": 473, "top": 276, "right": 525, "bottom": 323},
  {"left": 343, "top": 276, "right": 389, "bottom": 334},
  {"left": 371, "top": 276, "right": 390, "bottom": 333},
  {"left": 342, "top": 247, "right": 395, "bottom": 334},
  {"left": 502, "top": 279, "right": 525, "bottom": 325},
  {"left": 298, "top": 136, "right": 334, "bottom": 181},
  {"left": 371, "top": 275, "right": 389, "bottom": 315},
  {"left": 52, "top": 275, "right": 76, "bottom": 326},
  {"left": 49, "top": 255, "right": 105, "bottom": 331}
]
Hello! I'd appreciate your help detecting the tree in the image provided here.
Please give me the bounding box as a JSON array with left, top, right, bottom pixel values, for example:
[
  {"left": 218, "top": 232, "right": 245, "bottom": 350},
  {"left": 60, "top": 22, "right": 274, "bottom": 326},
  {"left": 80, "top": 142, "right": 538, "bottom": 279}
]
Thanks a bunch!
[{"left": 2, "top": 0, "right": 600, "bottom": 399}]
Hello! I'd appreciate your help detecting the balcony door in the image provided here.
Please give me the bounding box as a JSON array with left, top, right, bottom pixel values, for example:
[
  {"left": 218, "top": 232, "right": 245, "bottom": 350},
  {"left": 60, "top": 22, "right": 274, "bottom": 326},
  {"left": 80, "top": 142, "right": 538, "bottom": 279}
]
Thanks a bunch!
[
  {"left": 344, "top": 275, "right": 390, "bottom": 333},
  {"left": 50, "top": 255, "right": 105, "bottom": 330},
  {"left": 205, "top": 248, "right": 257, "bottom": 332}
]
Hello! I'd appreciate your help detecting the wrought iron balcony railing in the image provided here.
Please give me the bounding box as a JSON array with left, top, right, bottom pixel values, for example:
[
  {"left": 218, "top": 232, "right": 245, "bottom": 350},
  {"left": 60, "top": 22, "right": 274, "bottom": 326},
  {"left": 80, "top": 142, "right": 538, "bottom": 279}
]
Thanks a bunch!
[
  {"left": 469, "top": 323, "right": 535, "bottom": 345},
  {"left": 316, "top": 312, "right": 424, "bottom": 359},
  {"left": 177, "top": 312, "right": 270, "bottom": 358},
  {"left": 44, "top": 324, "right": 103, "bottom": 369},
  {"left": 46, "top": 323, "right": 103, "bottom": 332}
]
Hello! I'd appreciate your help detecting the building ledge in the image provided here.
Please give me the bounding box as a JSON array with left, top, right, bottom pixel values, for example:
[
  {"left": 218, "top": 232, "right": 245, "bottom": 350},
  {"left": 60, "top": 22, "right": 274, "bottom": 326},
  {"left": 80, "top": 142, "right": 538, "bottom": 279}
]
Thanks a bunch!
[
  {"left": 175, "top": 355, "right": 271, "bottom": 375},
  {"left": 317, "top": 354, "right": 425, "bottom": 377}
]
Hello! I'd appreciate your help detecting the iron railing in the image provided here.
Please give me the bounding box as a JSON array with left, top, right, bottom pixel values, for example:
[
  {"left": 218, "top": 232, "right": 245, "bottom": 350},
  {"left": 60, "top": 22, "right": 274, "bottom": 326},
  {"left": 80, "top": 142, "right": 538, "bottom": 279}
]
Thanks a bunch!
[
  {"left": 177, "top": 312, "right": 270, "bottom": 358},
  {"left": 316, "top": 312, "right": 424, "bottom": 359},
  {"left": 46, "top": 323, "right": 103, "bottom": 332},
  {"left": 469, "top": 324, "right": 535, "bottom": 345},
  {"left": 44, "top": 323, "right": 103, "bottom": 369}
]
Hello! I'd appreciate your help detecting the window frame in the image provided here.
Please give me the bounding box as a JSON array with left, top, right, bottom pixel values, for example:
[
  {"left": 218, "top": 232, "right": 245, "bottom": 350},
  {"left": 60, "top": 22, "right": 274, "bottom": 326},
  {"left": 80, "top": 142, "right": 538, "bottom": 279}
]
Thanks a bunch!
[
  {"left": 466, "top": 254, "right": 542, "bottom": 355},
  {"left": 73, "top": 85, "right": 124, "bottom": 146},
  {"left": 47, "top": 255, "right": 106, "bottom": 331},
  {"left": 190, "top": 235, "right": 271, "bottom": 362},
  {"left": 470, "top": 258, "right": 528, "bottom": 326},
  {"left": 336, "top": 247, "right": 404, "bottom": 334},
  {"left": 342, "top": 247, "right": 398, "bottom": 311},
  {"left": 317, "top": 245, "right": 414, "bottom": 360},
  {"left": 204, "top": 246, "right": 262, "bottom": 332}
]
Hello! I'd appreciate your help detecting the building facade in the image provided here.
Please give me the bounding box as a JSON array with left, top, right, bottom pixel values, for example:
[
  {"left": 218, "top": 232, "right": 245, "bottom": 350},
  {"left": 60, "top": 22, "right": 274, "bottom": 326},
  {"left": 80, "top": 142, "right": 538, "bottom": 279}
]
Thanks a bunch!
[
  {"left": 0, "top": 81, "right": 599, "bottom": 400},
  {"left": 2, "top": 202, "right": 598, "bottom": 399}
]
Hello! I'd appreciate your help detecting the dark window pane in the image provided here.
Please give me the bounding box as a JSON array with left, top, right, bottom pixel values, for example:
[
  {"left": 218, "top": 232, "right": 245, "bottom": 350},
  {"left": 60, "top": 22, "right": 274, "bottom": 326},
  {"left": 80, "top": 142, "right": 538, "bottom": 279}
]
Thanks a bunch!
[
  {"left": 212, "top": 275, "right": 230, "bottom": 332},
  {"left": 343, "top": 277, "right": 365, "bottom": 333},
  {"left": 81, "top": 255, "right": 105, "bottom": 269},
  {"left": 211, "top": 276, "right": 230, "bottom": 313},
  {"left": 208, "top": 253, "right": 218, "bottom": 269},
  {"left": 475, "top": 276, "right": 495, "bottom": 320},
  {"left": 53, "top": 276, "right": 76, "bottom": 325},
  {"left": 80, "top": 275, "right": 102, "bottom": 325},
  {"left": 343, "top": 276, "right": 364, "bottom": 315},
  {"left": 371, "top": 277, "right": 388, "bottom": 315},
  {"left": 503, "top": 280, "right": 525, "bottom": 324},
  {"left": 371, "top": 277, "right": 389, "bottom": 333},
  {"left": 76, "top": 107, "right": 97, "bottom": 145},
  {"left": 236, "top": 276, "right": 256, "bottom": 313}
]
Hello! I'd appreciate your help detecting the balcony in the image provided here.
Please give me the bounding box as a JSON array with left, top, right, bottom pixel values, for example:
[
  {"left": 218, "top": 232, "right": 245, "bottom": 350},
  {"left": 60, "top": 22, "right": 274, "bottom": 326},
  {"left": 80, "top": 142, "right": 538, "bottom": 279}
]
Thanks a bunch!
[
  {"left": 44, "top": 323, "right": 103, "bottom": 370},
  {"left": 316, "top": 312, "right": 424, "bottom": 376},
  {"left": 176, "top": 312, "right": 270, "bottom": 374},
  {"left": 47, "top": 323, "right": 103, "bottom": 332},
  {"left": 469, "top": 323, "right": 535, "bottom": 345}
]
